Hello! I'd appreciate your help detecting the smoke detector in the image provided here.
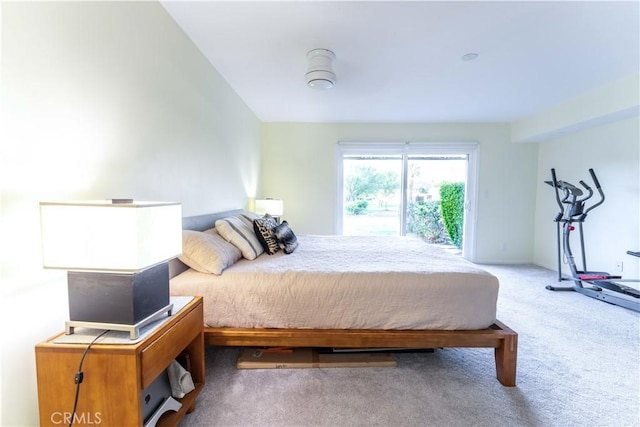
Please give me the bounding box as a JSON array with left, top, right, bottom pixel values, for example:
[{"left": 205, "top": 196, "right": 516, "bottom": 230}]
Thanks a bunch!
[{"left": 306, "top": 48, "right": 336, "bottom": 90}]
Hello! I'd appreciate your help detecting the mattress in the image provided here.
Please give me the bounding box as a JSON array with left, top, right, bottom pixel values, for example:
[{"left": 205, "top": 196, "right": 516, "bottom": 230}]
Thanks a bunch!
[{"left": 170, "top": 235, "right": 499, "bottom": 330}]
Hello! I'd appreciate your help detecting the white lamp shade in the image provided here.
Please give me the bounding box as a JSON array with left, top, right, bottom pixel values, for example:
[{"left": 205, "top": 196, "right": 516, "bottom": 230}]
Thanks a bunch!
[
  {"left": 40, "top": 201, "right": 182, "bottom": 272},
  {"left": 255, "top": 199, "right": 284, "bottom": 217}
]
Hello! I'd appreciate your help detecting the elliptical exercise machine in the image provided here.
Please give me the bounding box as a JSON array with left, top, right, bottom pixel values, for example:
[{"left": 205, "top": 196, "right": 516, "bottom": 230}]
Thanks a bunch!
[{"left": 545, "top": 168, "right": 640, "bottom": 312}]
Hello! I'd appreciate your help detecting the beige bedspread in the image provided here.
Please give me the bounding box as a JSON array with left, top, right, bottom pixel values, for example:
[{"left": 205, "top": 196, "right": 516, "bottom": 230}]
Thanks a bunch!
[{"left": 170, "top": 235, "right": 499, "bottom": 330}]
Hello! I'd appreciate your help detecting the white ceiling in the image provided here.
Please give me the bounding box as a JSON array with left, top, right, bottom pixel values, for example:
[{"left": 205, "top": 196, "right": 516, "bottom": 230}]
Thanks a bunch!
[{"left": 160, "top": 1, "right": 639, "bottom": 123}]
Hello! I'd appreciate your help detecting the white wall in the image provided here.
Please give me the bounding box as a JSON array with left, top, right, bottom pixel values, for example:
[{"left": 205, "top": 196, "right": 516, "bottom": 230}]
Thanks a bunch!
[
  {"left": 533, "top": 116, "right": 640, "bottom": 280},
  {"left": 261, "top": 122, "right": 539, "bottom": 263},
  {"left": 0, "top": 2, "right": 261, "bottom": 425}
]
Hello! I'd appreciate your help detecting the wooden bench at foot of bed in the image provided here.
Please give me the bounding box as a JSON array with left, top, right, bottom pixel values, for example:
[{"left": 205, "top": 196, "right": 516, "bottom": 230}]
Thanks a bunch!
[{"left": 203, "top": 319, "right": 518, "bottom": 386}]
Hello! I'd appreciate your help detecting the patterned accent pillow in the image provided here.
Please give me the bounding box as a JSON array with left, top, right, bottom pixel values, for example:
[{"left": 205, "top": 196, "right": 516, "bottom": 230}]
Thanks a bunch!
[
  {"left": 253, "top": 214, "right": 281, "bottom": 255},
  {"left": 215, "top": 215, "right": 264, "bottom": 260},
  {"left": 179, "top": 229, "right": 241, "bottom": 274},
  {"left": 273, "top": 220, "right": 299, "bottom": 254}
]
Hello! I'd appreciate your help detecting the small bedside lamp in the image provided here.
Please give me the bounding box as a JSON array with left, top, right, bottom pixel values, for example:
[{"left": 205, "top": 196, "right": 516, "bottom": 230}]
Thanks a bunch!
[
  {"left": 255, "top": 198, "right": 284, "bottom": 222},
  {"left": 40, "top": 200, "right": 182, "bottom": 338}
]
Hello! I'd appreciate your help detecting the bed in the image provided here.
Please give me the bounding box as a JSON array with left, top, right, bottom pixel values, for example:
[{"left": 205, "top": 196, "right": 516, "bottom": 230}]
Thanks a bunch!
[{"left": 169, "top": 210, "right": 517, "bottom": 386}]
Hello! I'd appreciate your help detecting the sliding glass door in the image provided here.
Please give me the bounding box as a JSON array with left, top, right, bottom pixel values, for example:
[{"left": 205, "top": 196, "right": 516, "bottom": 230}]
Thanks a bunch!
[{"left": 337, "top": 142, "right": 478, "bottom": 259}]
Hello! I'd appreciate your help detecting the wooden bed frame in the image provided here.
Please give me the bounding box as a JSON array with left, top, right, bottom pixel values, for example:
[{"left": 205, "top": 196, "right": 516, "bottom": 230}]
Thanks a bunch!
[{"left": 170, "top": 210, "right": 518, "bottom": 386}]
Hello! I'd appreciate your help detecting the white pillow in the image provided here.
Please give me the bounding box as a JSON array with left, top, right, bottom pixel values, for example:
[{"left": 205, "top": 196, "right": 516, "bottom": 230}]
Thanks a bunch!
[
  {"left": 179, "top": 229, "right": 241, "bottom": 274},
  {"left": 215, "top": 215, "right": 264, "bottom": 260}
]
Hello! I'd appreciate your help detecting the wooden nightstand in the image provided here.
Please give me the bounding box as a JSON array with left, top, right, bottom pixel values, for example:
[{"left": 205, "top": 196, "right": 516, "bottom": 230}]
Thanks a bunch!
[{"left": 35, "top": 296, "right": 204, "bottom": 427}]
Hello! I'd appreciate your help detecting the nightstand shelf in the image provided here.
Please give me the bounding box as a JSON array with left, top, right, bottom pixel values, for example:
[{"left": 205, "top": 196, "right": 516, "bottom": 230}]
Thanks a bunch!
[{"left": 35, "top": 296, "right": 204, "bottom": 427}]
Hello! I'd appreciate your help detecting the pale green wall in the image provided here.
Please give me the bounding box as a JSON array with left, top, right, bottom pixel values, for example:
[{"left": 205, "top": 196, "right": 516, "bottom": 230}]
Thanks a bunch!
[
  {"left": 0, "top": 2, "right": 260, "bottom": 424},
  {"left": 533, "top": 116, "right": 640, "bottom": 280},
  {"left": 261, "top": 122, "right": 538, "bottom": 263}
]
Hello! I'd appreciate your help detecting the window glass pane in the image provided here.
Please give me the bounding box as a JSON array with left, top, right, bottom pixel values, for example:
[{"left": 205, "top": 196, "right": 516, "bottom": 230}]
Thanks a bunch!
[
  {"left": 406, "top": 155, "right": 467, "bottom": 246},
  {"left": 342, "top": 155, "right": 402, "bottom": 236}
]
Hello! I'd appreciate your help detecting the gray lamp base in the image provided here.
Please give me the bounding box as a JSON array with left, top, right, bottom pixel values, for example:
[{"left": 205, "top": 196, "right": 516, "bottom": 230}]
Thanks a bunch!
[
  {"left": 67, "top": 262, "right": 171, "bottom": 325},
  {"left": 65, "top": 303, "right": 173, "bottom": 340}
]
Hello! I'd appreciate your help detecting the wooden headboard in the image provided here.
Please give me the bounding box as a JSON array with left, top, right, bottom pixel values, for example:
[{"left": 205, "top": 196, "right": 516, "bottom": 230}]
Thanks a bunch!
[{"left": 168, "top": 209, "right": 245, "bottom": 278}]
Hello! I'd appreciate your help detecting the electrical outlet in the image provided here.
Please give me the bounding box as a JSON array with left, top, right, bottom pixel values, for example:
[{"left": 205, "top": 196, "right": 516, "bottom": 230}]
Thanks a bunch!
[{"left": 614, "top": 261, "right": 623, "bottom": 273}]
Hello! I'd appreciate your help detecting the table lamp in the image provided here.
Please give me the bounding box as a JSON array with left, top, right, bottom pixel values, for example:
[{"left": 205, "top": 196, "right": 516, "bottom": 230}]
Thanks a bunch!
[
  {"left": 255, "top": 198, "right": 284, "bottom": 222},
  {"left": 40, "top": 200, "right": 182, "bottom": 338}
]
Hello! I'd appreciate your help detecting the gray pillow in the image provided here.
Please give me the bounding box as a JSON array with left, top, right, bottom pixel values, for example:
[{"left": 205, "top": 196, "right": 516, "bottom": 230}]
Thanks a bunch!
[{"left": 273, "top": 221, "right": 298, "bottom": 254}]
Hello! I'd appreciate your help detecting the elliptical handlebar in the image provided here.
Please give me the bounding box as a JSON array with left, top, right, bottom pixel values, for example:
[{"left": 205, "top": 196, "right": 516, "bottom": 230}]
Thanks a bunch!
[
  {"left": 578, "top": 180, "right": 594, "bottom": 203},
  {"left": 550, "top": 168, "right": 563, "bottom": 213},
  {"left": 582, "top": 168, "right": 605, "bottom": 218},
  {"left": 589, "top": 168, "right": 602, "bottom": 190}
]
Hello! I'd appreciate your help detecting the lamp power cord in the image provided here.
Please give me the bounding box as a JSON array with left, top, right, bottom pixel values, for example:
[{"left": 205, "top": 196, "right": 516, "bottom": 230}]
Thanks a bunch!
[{"left": 69, "top": 330, "right": 109, "bottom": 427}]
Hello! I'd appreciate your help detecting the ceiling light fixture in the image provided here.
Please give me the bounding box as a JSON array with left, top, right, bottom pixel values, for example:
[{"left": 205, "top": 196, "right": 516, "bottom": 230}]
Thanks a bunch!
[
  {"left": 306, "top": 48, "right": 336, "bottom": 90},
  {"left": 462, "top": 52, "right": 479, "bottom": 61}
]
